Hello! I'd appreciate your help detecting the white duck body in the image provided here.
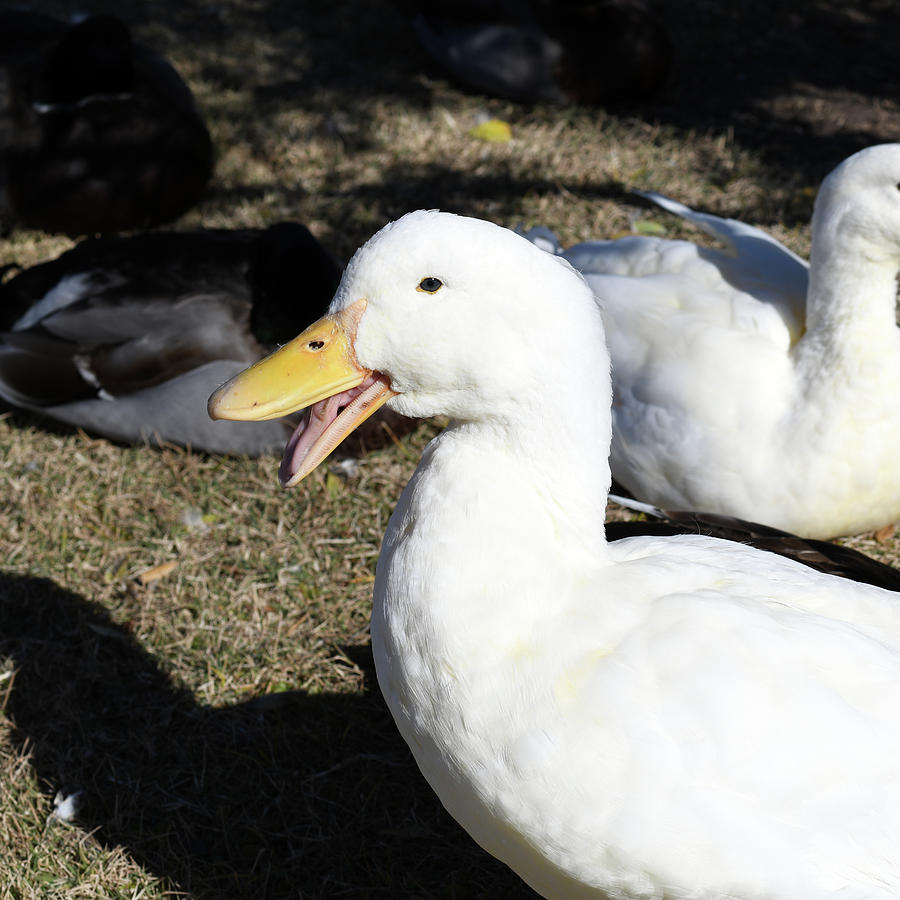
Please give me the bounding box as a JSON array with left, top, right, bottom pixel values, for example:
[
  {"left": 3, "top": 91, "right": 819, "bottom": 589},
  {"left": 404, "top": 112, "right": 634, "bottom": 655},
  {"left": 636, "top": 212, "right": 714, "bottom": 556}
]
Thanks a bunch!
[
  {"left": 541, "top": 145, "right": 900, "bottom": 539},
  {"left": 210, "top": 211, "right": 900, "bottom": 899}
]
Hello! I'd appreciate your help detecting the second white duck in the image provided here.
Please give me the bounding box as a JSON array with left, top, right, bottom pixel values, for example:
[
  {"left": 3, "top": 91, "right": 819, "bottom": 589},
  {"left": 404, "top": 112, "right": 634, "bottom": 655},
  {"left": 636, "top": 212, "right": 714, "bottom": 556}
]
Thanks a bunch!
[{"left": 525, "top": 144, "right": 900, "bottom": 539}]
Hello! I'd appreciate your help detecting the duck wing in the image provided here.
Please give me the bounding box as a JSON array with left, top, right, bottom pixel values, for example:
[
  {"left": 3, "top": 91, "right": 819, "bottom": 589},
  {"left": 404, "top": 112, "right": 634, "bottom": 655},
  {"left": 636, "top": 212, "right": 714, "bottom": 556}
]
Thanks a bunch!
[
  {"left": 632, "top": 190, "right": 809, "bottom": 334},
  {"left": 0, "top": 290, "right": 259, "bottom": 403},
  {"left": 2, "top": 231, "right": 259, "bottom": 326},
  {"left": 0, "top": 224, "right": 340, "bottom": 453},
  {"left": 0, "top": 230, "right": 270, "bottom": 404},
  {"left": 606, "top": 494, "right": 900, "bottom": 591}
]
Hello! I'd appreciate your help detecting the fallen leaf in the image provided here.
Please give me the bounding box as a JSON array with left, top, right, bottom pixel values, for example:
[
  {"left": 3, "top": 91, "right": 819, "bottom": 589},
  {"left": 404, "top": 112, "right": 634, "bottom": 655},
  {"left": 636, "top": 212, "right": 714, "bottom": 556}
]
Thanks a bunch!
[
  {"left": 633, "top": 219, "right": 667, "bottom": 237},
  {"left": 875, "top": 523, "right": 896, "bottom": 543},
  {"left": 326, "top": 471, "right": 342, "bottom": 497},
  {"left": 469, "top": 118, "right": 512, "bottom": 142},
  {"left": 138, "top": 560, "right": 178, "bottom": 584}
]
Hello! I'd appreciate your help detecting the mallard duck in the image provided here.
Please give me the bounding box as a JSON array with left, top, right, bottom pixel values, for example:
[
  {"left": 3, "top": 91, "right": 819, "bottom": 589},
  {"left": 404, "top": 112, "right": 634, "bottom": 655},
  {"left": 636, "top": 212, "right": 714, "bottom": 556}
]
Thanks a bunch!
[
  {"left": 211, "top": 210, "right": 900, "bottom": 899},
  {"left": 0, "top": 223, "right": 340, "bottom": 455},
  {"left": 0, "top": 12, "right": 213, "bottom": 236},
  {"left": 522, "top": 144, "right": 900, "bottom": 539},
  {"left": 405, "top": 0, "right": 672, "bottom": 105}
]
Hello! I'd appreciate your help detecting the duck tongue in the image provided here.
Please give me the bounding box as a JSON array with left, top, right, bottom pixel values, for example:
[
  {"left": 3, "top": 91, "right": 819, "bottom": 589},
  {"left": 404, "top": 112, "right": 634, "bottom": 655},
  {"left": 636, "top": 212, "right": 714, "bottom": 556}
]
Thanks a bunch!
[{"left": 279, "top": 373, "right": 391, "bottom": 487}]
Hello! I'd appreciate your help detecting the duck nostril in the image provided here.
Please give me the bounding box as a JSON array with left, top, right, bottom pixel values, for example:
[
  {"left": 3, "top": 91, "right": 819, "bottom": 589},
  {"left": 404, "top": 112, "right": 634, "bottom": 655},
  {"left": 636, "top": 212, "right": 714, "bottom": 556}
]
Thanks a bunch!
[{"left": 308, "top": 340, "right": 325, "bottom": 350}]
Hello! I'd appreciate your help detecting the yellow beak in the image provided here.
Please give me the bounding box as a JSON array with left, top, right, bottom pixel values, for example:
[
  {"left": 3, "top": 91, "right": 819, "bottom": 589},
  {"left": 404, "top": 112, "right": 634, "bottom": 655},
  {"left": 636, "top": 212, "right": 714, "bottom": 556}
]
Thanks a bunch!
[{"left": 208, "top": 298, "right": 396, "bottom": 486}]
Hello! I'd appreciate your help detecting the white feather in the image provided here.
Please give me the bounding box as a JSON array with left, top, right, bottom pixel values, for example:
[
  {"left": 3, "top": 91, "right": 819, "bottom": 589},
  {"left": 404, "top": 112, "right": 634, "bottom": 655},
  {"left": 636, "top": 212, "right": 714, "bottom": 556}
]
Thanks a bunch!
[{"left": 13, "top": 272, "right": 96, "bottom": 331}]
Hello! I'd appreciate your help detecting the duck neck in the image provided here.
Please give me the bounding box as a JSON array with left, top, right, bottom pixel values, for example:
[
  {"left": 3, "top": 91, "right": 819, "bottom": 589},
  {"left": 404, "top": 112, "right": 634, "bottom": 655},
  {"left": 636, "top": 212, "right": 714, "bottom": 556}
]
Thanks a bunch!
[
  {"left": 408, "top": 342, "right": 615, "bottom": 575},
  {"left": 501, "top": 385, "right": 612, "bottom": 556},
  {"left": 372, "top": 299, "right": 613, "bottom": 679},
  {"left": 376, "top": 398, "right": 612, "bottom": 655},
  {"left": 804, "top": 208, "right": 900, "bottom": 357}
]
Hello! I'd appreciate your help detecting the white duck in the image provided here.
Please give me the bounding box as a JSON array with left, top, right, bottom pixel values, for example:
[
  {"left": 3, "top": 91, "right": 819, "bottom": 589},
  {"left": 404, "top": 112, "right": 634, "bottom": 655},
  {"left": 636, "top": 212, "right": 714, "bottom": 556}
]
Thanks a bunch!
[
  {"left": 209, "top": 211, "right": 900, "bottom": 900},
  {"left": 524, "top": 144, "right": 900, "bottom": 540}
]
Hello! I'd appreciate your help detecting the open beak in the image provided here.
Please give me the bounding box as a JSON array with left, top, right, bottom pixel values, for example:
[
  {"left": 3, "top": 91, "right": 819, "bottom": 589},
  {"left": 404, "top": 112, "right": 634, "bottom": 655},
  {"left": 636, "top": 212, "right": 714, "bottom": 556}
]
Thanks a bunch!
[{"left": 208, "top": 298, "right": 396, "bottom": 486}]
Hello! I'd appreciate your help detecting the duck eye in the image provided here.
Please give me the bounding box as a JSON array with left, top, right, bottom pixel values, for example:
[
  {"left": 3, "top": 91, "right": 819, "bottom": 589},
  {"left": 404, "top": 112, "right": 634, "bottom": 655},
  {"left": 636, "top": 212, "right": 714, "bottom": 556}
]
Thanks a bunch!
[{"left": 417, "top": 276, "right": 443, "bottom": 294}]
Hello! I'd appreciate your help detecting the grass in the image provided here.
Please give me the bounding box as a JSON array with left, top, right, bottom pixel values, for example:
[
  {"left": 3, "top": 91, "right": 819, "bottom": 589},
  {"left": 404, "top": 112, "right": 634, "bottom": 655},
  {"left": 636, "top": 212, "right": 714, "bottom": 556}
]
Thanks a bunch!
[{"left": 1, "top": 0, "right": 899, "bottom": 897}]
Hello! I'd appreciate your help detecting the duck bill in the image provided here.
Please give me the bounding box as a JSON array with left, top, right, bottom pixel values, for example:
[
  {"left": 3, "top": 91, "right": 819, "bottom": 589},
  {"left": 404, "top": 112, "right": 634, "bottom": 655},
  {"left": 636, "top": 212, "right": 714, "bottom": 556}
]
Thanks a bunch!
[{"left": 208, "top": 298, "right": 396, "bottom": 487}]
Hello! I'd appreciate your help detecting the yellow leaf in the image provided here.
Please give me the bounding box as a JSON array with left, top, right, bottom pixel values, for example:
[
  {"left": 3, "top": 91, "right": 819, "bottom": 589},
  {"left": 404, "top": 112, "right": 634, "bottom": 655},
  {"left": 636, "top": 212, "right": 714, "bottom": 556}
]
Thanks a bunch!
[
  {"left": 633, "top": 219, "right": 667, "bottom": 237},
  {"left": 469, "top": 118, "right": 512, "bottom": 142},
  {"left": 138, "top": 560, "right": 177, "bottom": 585},
  {"left": 326, "top": 471, "right": 342, "bottom": 498}
]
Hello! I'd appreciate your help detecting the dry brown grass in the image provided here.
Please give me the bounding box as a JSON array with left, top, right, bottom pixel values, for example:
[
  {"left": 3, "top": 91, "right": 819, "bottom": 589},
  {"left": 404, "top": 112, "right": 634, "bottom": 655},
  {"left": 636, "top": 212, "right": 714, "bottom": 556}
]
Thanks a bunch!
[{"left": 1, "top": 0, "right": 899, "bottom": 897}]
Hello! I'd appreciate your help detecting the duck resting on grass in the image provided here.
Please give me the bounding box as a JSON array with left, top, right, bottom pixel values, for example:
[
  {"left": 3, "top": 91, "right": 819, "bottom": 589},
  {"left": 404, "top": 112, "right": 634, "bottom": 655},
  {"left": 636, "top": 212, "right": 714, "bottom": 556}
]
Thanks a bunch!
[
  {"left": 0, "top": 12, "right": 213, "bottom": 235},
  {"left": 523, "top": 144, "right": 900, "bottom": 540},
  {"left": 210, "top": 210, "right": 900, "bottom": 900},
  {"left": 0, "top": 224, "right": 340, "bottom": 455},
  {"left": 406, "top": 0, "right": 672, "bottom": 106}
]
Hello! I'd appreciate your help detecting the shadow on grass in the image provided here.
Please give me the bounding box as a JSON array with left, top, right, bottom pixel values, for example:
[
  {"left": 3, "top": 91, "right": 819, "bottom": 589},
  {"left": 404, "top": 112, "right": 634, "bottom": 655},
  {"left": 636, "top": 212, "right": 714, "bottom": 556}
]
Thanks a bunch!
[
  {"left": 29, "top": 0, "right": 898, "bottom": 194},
  {"left": 169, "top": 0, "right": 900, "bottom": 169},
  {"left": 0, "top": 572, "right": 536, "bottom": 899},
  {"left": 315, "top": 164, "right": 635, "bottom": 252},
  {"left": 172, "top": 0, "right": 900, "bottom": 179}
]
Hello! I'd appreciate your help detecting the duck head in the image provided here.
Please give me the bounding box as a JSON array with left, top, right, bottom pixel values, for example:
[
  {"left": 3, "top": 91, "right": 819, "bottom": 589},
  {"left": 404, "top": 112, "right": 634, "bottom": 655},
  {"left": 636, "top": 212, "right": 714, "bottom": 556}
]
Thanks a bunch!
[{"left": 209, "top": 210, "right": 608, "bottom": 487}]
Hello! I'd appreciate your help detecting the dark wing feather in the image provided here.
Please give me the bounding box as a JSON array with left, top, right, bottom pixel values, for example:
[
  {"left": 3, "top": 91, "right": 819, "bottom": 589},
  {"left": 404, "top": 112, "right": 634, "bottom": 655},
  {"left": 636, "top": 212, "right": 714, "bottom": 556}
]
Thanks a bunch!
[
  {"left": 606, "top": 506, "right": 900, "bottom": 592},
  {"left": 0, "top": 331, "right": 96, "bottom": 406}
]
